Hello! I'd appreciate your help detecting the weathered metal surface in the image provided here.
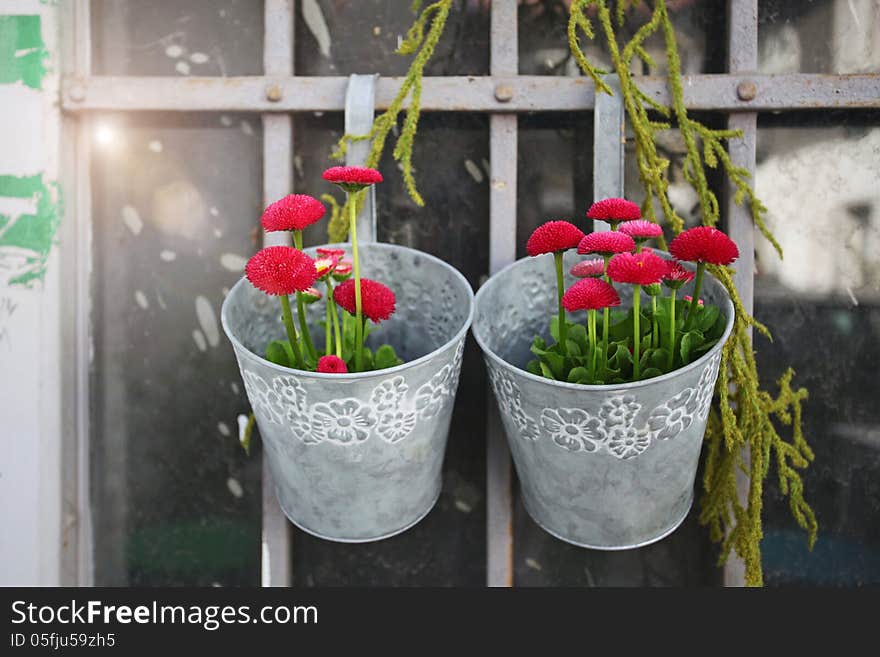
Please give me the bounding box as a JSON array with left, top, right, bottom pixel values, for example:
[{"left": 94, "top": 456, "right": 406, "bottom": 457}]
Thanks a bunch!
[
  {"left": 344, "top": 74, "right": 378, "bottom": 244},
  {"left": 723, "top": 0, "right": 758, "bottom": 589},
  {"left": 473, "top": 252, "right": 734, "bottom": 548},
  {"left": 486, "top": 0, "right": 517, "bottom": 588},
  {"left": 61, "top": 73, "right": 880, "bottom": 113},
  {"left": 261, "top": 0, "right": 295, "bottom": 586},
  {"left": 593, "top": 74, "right": 625, "bottom": 231},
  {"left": 223, "top": 243, "right": 474, "bottom": 542}
]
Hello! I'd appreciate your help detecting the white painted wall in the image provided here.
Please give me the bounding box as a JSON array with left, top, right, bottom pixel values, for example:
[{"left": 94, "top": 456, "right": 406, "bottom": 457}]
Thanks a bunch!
[{"left": 0, "top": 0, "right": 62, "bottom": 586}]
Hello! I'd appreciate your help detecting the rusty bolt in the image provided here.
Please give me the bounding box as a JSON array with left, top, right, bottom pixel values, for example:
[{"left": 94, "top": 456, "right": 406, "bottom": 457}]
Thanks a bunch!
[
  {"left": 265, "top": 84, "right": 283, "bottom": 102},
  {"left": 736, "top": 80, "right": 757, "bottom": 102},
  {"left": 67, "top": 84, "right": 86, "bottom": 102},
  {"left": 494, "top": 84, "right": 514, "bottom": 103}
]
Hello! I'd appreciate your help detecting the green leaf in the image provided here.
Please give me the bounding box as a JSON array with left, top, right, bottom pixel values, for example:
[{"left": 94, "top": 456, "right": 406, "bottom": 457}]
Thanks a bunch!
[
  {"left": 706, "top": 311, "right": 727, "bottom": 341},
  {"left": 567, "top": 322, "right": 588, "bottom": 350},
  {"left": 539, "top": 361, "right": 556, "bottom": 380},
  {"left": 567, "top": 367, "right": 589, "bottom": 384},
  {"left": 680, "top": 330, "right": 704, "bottom": 365},
  {"left": 374, "top": 344, "right": 403, "bottom": 370},
  {"left": 549, "top": 315, "right": 560, "bottom": 342},
  {"left": 526, "top": 359, "right": 542, "bottom": 376},
  {"left": 566, "top": 340, "right": 582, "bottom": 358},
  {"left": 265, "top": 340, "right": 291, "bottom": 367},
  {"left": 640, "top": 367, "right": 663, "bottom": 380},
  {"left": 650, "top": 348, "right": 669, "bottom": 370},
  {"left": 696, "top": 304, "right": 721, "bottom": 333}
]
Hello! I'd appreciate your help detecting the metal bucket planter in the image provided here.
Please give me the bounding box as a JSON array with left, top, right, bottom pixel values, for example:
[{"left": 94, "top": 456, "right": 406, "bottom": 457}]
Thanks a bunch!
[
  {"left": 473, "top": 250, "right": 734, "bottom": 549},
  {"left": 222, "top": 242, "right": 474, "bottom": 542}
]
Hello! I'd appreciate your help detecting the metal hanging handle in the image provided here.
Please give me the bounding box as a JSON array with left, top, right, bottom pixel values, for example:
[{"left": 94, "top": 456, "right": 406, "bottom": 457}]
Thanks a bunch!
[
  {"left": 592, "top": 74, "right": 625, "bottom": 232},
  {"left": 344, "top": 74, "right": 379, "bottom": 244}
]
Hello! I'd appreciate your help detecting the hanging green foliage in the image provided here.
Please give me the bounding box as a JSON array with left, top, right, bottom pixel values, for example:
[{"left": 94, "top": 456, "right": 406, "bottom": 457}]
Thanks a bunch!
[
  {"left": 327, "top": 0, "right": 453, "bottom": 242},
  {"left": 329, "top": 0, "right": 817, "bottom": 586}
]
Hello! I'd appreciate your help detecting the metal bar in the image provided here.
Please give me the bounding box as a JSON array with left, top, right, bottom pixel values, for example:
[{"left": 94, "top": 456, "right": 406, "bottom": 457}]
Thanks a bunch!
[
  {"left": 344, "top": 74, "right": 378, "bottom": 243},
  {"left": 487, "top": 0, "right": 517, "bottom": 589},
  {"left": 260, "top": 0, "right": 294, "bottom": 588},
  {"left": 57, "top": 0, "right": 94, "bottom": 587},
  {"left": 722, "top": 0, "right": 758, "bottom": 589},
  {"left": 592, "top": 74, "right": 625, "bottom": 230},
  {"left": 61, "top": 73, "right": 880, "bottom": 113}
]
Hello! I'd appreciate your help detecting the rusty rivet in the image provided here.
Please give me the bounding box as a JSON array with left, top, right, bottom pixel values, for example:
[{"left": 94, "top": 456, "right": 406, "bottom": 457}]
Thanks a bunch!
[
  {"left": 494, "top": 84, "right": 514, "bottom": 103},
  {"left": 67, "top": 84, "right": 86, "bottom": 102},
  {"left": 736, "top": 80, "right": 757, "bottom": 102},
  {"left": 265, "top": 84, "right": 283, "bottom": 102}
]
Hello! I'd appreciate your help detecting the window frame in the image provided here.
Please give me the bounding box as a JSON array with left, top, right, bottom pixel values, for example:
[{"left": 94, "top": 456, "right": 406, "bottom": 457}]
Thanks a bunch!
[{"left": 59, "top": 0, "right": 880, "bottom": 587}]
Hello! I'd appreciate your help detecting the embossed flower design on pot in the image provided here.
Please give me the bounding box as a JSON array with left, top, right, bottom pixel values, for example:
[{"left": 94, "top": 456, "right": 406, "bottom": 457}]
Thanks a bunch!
[
  {"left": 370, "top": 376, "right": 408, "bottom": 413},
  {"left": 607, "top": 425, "right": 651, "bottom": 459},
  {"left": 599, "top": 395, "right": 641, "bottom": 427},
  {"left": 648, "top": 389, "right": 697, "bottom": 441},
  {"left": 509, "top": 403, "right": 541, "bottom": 442},
  {"left": 310, "top": 399, "right": 377, "bottom": 444},
  {"left": 693, "top": 353, "right": 721, "bottom": 420},
  {"left": 415, "top": 365, "right": 452, "bottom": 419},
  {"left": 540, "top": 408, "right": 605, "bottom": 452},
  {"left": 241, "top": 370, "right": 286, "bottom": 425},
  {"left": 272, "top": 375, "right": 307, "bottom": 413},
  {"left": 286, "top": 407, "right": 319, "bottom": 445},
  {"left": 376, "top": 410, "right": 418, "bottom": 444}
]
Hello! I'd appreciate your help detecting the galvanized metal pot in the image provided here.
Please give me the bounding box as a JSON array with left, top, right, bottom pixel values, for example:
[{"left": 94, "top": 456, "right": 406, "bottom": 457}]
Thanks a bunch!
[
  {"left": 222, "top": 243, "right": 474, "bottom": 542},
  {"left": 473, "top": 251, "right": 734, "bottom": 549}
]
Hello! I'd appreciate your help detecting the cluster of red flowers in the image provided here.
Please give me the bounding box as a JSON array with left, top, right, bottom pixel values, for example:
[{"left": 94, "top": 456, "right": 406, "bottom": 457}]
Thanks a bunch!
[{"left": 243, "top": 166, "right": 393, "bottom": 374}]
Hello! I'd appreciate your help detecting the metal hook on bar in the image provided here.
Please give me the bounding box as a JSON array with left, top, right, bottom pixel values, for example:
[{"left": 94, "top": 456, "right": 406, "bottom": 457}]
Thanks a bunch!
[{"left": 344, "top": 74, "right": 379, "bottom": 244}]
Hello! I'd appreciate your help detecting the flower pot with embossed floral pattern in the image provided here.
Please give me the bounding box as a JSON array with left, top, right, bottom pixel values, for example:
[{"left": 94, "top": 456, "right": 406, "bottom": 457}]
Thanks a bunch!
[
  {"left": 222, "top": 243, "right": 473, "bottom": 542},
  {"left": 473, "top": 251, "right": 734, "bottom": 549}
]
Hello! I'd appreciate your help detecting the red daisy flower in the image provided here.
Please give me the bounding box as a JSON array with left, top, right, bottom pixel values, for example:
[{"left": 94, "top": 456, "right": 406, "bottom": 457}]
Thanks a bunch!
[
  {"left": 332, "top": 258, "right": 353, "bottom": 281},
  {"left": 322, "top": 166, "right": 383, "bottom": 191},
  {"left": 317, "top": 355, "right": 348, "bottom": 374},
  {"left": 260, "top": 194, "right": 325, "bottom": 232},
  {"left": 662, "top": 260, "right": 695, "bottom": 289},
  {"left": 586, "top": 198, "right": 641, "bottom": 223},
  {"left": 302, "top": 286, "right": 322, "bottom": 304},
  {"left": 618, "top": 219, "right": 663, "bottom": 240},
  {"left": 526, "top": 221, "right": 585, "bottom": 256},
  {"left": 577, "top": 231, "right": 635, "bottom": 256},
  {"left": 314, "top": 255, "right": 341, "bottom": 279},
  {"left": 570, "top": 258, "right": 606, "bottom": 278},
  {"left": 245, "top": 246, "right": 318, "bottom": 296},
  {"left": 607, "top": 251, "right": 668, "bottom": 286},
  {"left": 562, "top": 278, "right": 621, "bottom": 312},
  {"left": 316, "top": 247, "right": 346, "bottom": 259},
  {"left": 684, "top": 295, "right": 704, "bottom": 307},
  {"left": 669, "top": 226, "right": 739, "bottom": 265},
  {"left": 333, "top": 278, "right": 396, "bottom": 323}
]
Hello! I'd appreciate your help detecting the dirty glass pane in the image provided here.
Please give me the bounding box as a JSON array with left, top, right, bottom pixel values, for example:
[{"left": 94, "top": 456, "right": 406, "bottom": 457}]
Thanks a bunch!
[
  {"left": 288, "top": 112, "right": 489, "bottom": 584},
  {"left": 90, "top": 0, "right": 264, "bottom": 76},
  {"left": 755, "top": 113, "right": 880, "bottom": 586},
  {"left": 90, "top": 113, "right": 263, "bottom": 585},
  {"left": 519, "top": 0, "right": 727, "bottom": 75},
  {"left": 295, "top": 0, "right": 489, "bottom": 76},
  {"left": 513, "top": 112, "right": 721, "bottom": 585},
  {"left": 759, "top": 0, "right": 880, "bottom": 73}
]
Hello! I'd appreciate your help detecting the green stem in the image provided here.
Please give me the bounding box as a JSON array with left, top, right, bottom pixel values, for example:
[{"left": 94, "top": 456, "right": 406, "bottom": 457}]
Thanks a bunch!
[
  {"left": 292, "top": 230, "right": 317, "bottom": 360},
  {"left": 652, "top": 295, "right": 658, "bottom": 348},
  {"left": 326, "top": 279, "right": 343, "bottom": 359},
  {"left": 683, "top": 262, "right": 705, "bottom": 331},
  {"left": 602, "top": 256, "right": 611, "bottom": 378},
  {"left": 324, "top": 293, "right": 332, "bottom": 357},
  {"left": 633, "top": 285, "right": 642, "bottom": 381},
  {"left": 348, "top": 194, "right": 364, "bottom": 372},
  {"left": 667, "top": 288, "right": 676, "bottom": 371},
  {"left": 554, "top": 251, "right": 568, "bottom": 357},
  {"left": 588, "top": 309, "right": 597, "bottom": 382},
  {"left": 279, "top": 295, "right": 305, "bottom": 370}
]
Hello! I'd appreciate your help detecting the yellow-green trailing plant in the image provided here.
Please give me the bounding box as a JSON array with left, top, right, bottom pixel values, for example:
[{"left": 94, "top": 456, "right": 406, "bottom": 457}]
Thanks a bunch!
[{"left": 328, "top": 0, "right": 817, "bottom": 586}]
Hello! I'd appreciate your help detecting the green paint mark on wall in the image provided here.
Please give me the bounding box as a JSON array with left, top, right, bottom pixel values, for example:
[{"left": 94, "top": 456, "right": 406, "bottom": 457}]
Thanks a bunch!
[
  {"left": 0, "top": 15, "right": 48, "bottom": 90},
  {"left": 0, "top": 174, "right": 60, "bottom": 287}
]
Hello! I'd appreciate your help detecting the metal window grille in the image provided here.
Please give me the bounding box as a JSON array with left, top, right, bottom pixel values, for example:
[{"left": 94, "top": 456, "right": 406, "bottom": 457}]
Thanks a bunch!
[{"left": 59, "top": 0, "right": 880, "bottom": 587}]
